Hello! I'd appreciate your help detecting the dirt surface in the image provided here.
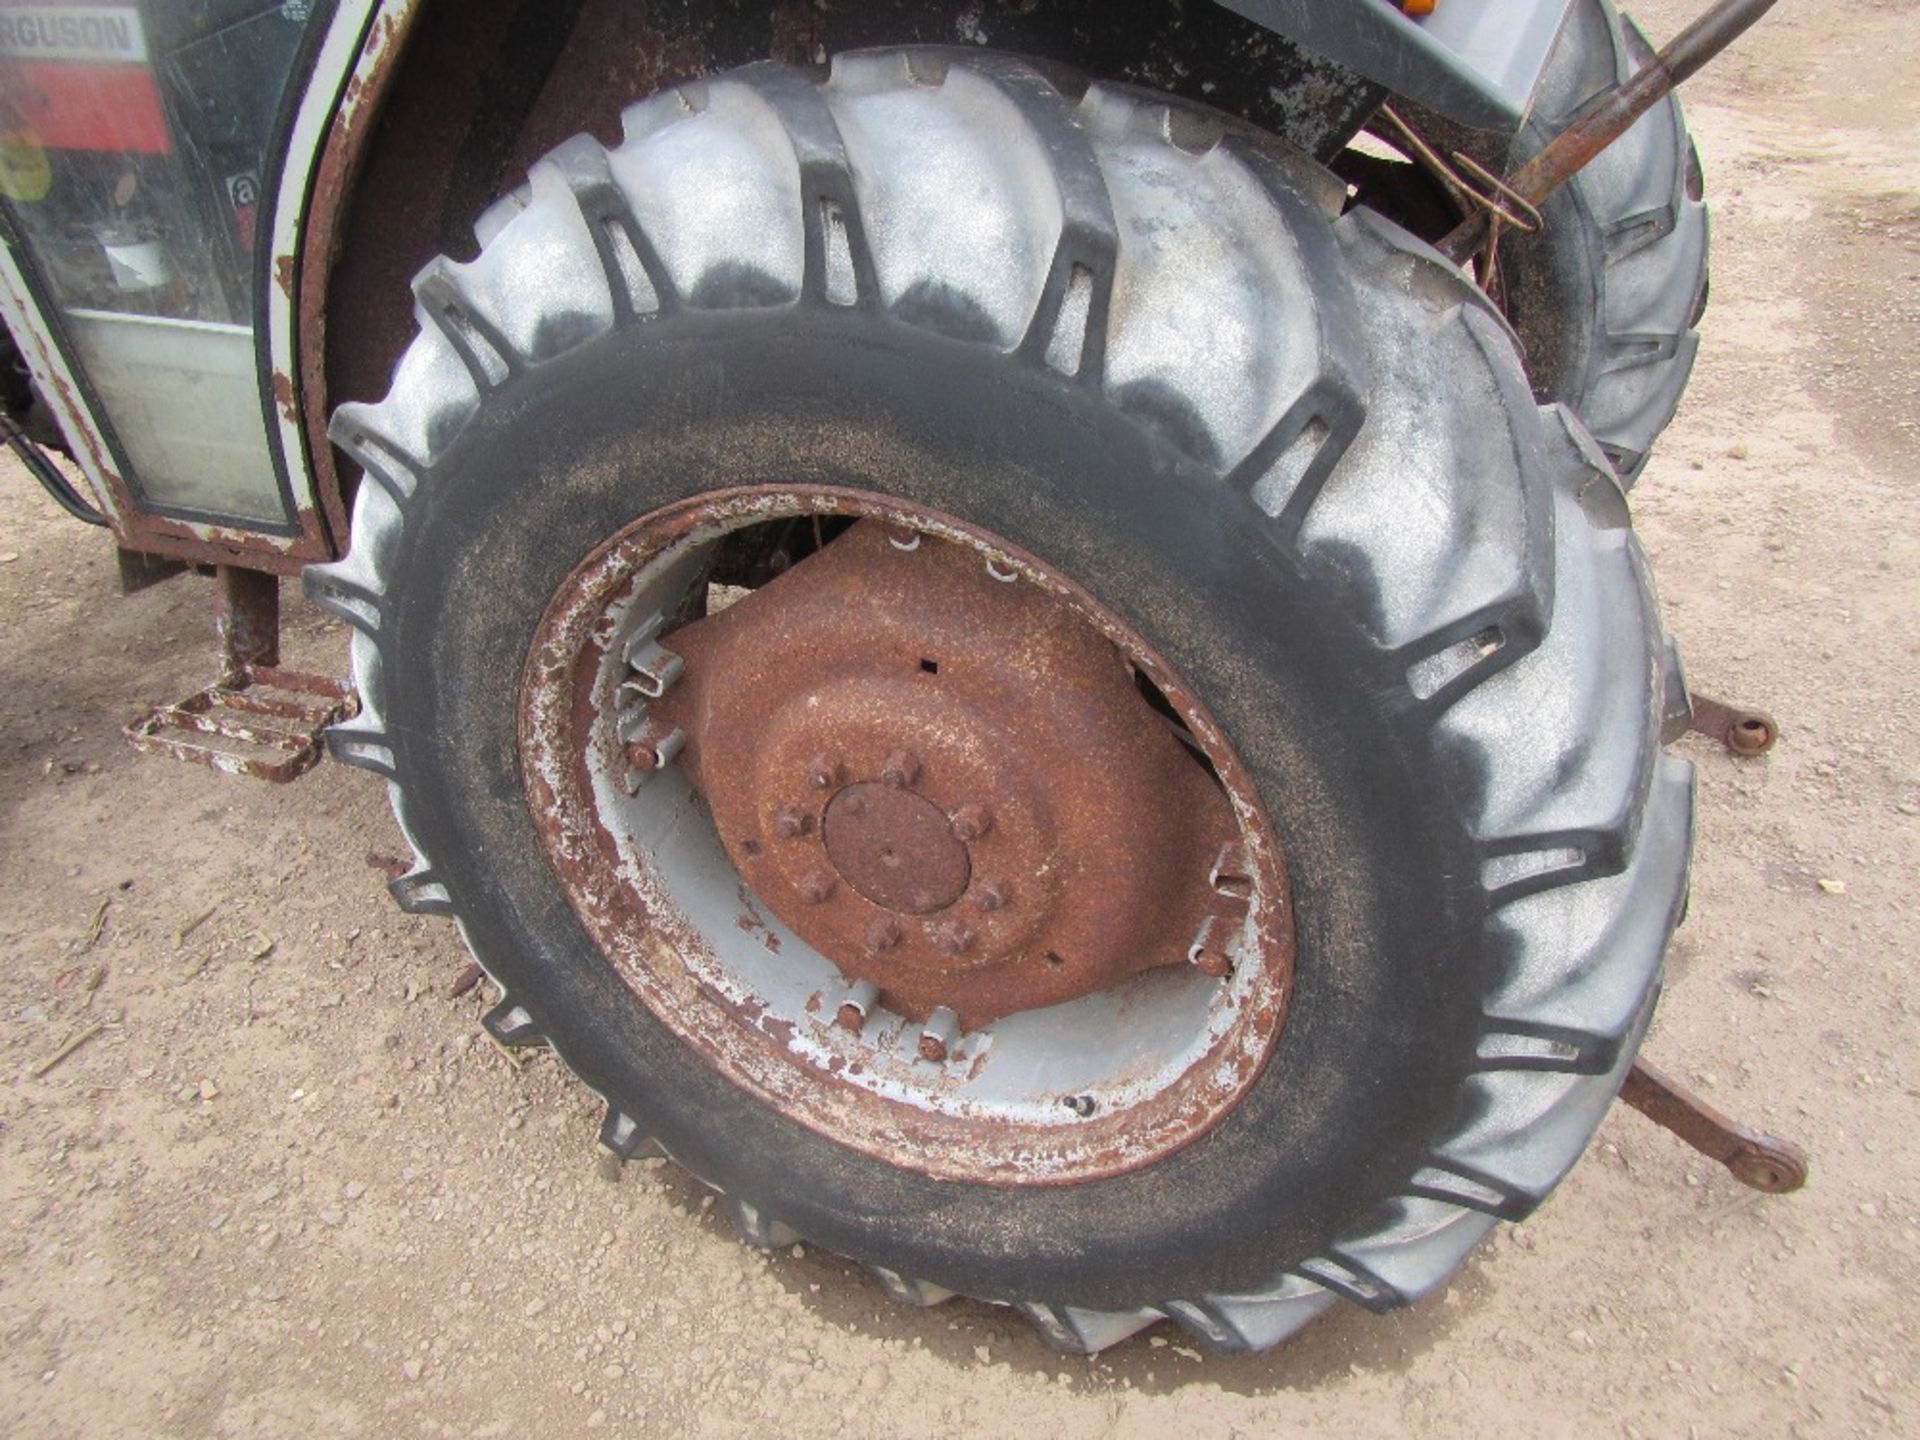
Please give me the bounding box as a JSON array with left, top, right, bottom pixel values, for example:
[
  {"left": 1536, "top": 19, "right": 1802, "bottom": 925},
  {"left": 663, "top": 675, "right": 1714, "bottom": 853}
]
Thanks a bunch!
[{"left": 3, "top": 2, "right": 1917, "bottom": 1435}]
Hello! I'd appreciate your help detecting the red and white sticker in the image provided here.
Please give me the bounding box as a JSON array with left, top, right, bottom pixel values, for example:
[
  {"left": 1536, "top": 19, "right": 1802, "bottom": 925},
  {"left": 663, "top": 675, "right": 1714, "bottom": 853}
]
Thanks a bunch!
[{"left": 0, "top": 5, "right": 149, "bottom": 66}]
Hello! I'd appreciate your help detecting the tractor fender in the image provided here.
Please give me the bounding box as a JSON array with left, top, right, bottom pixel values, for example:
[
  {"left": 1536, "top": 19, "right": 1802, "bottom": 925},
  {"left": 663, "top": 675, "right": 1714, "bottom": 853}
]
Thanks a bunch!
[{"left": 1216, "top": 0, "right": 1579, "bottom": 130}]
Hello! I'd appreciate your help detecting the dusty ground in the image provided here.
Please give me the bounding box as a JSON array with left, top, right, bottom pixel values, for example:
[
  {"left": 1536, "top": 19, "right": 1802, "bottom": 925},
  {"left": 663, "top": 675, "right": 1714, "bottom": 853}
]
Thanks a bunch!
[{"left": 2, "top": 2, "right": 1916, "bottom": 1435}]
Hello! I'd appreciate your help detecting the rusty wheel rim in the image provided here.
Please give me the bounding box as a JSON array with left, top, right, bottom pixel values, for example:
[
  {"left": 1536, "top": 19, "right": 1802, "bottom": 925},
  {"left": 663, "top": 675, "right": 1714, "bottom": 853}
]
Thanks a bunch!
[{"left": 522, "top": 488, "right": 1295, "bottom": 1185}]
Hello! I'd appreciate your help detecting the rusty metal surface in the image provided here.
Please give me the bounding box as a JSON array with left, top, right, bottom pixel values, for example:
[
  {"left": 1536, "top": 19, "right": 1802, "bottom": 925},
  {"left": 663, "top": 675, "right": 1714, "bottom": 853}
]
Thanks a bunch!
[
  {"left": 1437, "top": 0, "right": 1778, "bottom": 265},
  {"left": 651, "top": 522, "right": 1243, "bottom": 1028},
  {"left": 125, "top": 667, "right": 358, "bottom": 783},
  {"left": 296, "top": 1, "right": 424, "bottom": 561},
  {"left": 125, "top": 568, "right": 357, "bottom": 782},
  {"left": 1621, "top": 1057, "right": 1809, "bottom": 1194},
  {"left": 213, "top": 567, "right": 282, "bottom": 685},
  {"left": 1686, "top": 690, "right": 1779, "bottom": 756},
  {"left": 519, "top": 487, "right": 1295, "bottom": 1185}
]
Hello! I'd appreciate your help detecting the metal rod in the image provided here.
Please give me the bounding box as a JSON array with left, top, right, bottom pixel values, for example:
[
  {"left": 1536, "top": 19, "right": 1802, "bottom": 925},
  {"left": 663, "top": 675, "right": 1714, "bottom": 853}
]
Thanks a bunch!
[
  {"left": 214, "top": 565, "right": 281, "bottom": 686},
  {"left": 1436, "top": 0, "right": 1778, "bottom": 265},
  {"left": 1620, "top": 1057, "right": 1808, "bottom": 1194}
]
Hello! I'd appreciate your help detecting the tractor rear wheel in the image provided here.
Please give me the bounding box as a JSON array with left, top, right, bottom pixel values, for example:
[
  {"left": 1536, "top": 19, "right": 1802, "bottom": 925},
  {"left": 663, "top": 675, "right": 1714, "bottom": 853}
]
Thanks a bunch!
[{"left": 308, "top": 50, "right": 1693, "bottom": 1354}]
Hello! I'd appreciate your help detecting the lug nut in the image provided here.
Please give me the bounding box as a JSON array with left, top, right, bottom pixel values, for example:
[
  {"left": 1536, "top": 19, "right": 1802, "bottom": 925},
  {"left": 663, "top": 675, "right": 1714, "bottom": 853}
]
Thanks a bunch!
[
  {"left": 1188, "top": 915, "right": 1233, "bottom": 978},
  {"left": 918, "top": 1006, "right": 961, "bottom": 1063},
  {"left": 950, "top": 804, "right": 992, "bottom": 842},
  {"left": 836, "top": 980, "right": 880, "bottom": 1033},
  {"left": 864, "top": 917, "right": 903, "bottom": 955},
  {"left": 798, "top": 871, "right": 838, "bottom": 905},
  {"left": 932, "top": 920, "right": 975, "bottom": 957},
  {"left": 1191, "top": 947, "right": 1233, "bottom": 979},
  {"left": 623, "top": 726, "right": 685, "bottom": 773},
  {"left": 773, "top": 806, "right": 813, "bottom": 839},
  {"left": 880, "top": 750, "right": 922, "bottom": 788},
  {"left": 807, "top": 754, "right": 842, "bottom": 790},
  {"left": 972, "top": 878, "right": 1010, "bottom": 913}
]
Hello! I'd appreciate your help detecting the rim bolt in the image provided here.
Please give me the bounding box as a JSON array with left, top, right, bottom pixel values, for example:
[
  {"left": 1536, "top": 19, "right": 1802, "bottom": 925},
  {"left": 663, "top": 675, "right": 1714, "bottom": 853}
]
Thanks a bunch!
[
  {"left": 880, "top": 750, "right": 922, "bottom": 788},
  {"left": 1188, "top": 915, "right": 1233, "bottom": 978},
  {"left": 773, "top": 806, "right": 813, "bottom": 840},
  {"left": 918, "top": 1006, "right": 961, "bottom": 1063},
  {"left": 807, "top": 754, "right": 842, "bottom": 791},
  {"left": 798, "top": 871, "right": 838, "bottom": 905},
  {"left": 950, "top": 804, "right": 992, "bottom": 842},
  {"left": 1192, "top": 948, "right": 1233, "bottom": 979},
  {"left": 836, "top": 980, "right": 881, "bottom": 1033},
  {"left": 623, "top": 727, "right": 684, "bottom": 773},
  {"left": 864, "top": 917, "right": 903, "bottom": 955},
  {"left": 932, "top": 920, "right": 975, "bottom": 957},
  {"left": 973, "top": 878, "right": 1010, "bottom": 913}
]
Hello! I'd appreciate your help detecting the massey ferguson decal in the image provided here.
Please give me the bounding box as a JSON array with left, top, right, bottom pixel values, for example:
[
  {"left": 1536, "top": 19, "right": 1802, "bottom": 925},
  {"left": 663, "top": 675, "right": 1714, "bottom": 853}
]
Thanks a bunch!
[
  {"left": 0, "top": 6, "right": 149, "bottom": 65},
  {"left": 0, "top": 4, "right": 166, "bottom": 155}
]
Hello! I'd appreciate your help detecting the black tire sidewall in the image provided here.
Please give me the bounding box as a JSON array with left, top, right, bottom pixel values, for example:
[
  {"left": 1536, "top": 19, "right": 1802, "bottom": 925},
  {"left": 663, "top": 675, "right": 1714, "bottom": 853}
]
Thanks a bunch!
[{"left": 382, "top": 307, "right": 1490, "bottom": 1310}]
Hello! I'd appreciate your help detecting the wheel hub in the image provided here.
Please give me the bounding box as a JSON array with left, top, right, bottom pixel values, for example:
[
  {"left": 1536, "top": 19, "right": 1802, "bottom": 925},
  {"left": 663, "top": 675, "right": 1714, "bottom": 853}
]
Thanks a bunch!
[
  {"left": 822, "top": 782, "right": 971, "bottom": 916},
  {"left": 650, "top": 521, "right": 1242, "bottom": 1027}
]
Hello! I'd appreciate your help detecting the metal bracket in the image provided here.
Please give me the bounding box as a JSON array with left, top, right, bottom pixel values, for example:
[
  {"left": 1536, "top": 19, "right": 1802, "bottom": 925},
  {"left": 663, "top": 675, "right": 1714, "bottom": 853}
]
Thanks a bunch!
[
  {"left": 125, "top": 566, "right": 357, "bottom": 783},
  {"left": 1687, "top": 691, "right": 1779, "bottom": 756},
  {"left": 1620, "top": 1057, "right": 1809, "bottom": 1194}
]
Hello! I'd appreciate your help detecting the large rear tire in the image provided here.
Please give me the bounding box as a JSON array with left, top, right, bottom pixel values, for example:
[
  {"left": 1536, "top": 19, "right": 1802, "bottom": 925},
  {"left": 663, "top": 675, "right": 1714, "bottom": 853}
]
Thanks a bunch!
[{"left": 308, "top": 50, "right": 1693, "bottom": 1354}]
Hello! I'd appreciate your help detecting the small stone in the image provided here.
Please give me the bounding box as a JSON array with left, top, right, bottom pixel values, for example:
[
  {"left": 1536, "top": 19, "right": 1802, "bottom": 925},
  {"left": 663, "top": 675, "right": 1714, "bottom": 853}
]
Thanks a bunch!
[
  {"left": 1860, "top": 1202, "right": 1879, "bottom": 1218},
  {"left": 586, "top": 1411, "right": 606, "bottom": 1429},
  {"left": 0, "top": 552, "right": 19, "bottom": 563},
  {"left": 316, "top": 1208, "right": 345, "bottom": 1228},
  {"left": 524, "top": 1298, "right": 547, "bottom": 1318},
  {"left": 1816, "top": 878, "right": 1847, "bottom": 895},
  {"left": 343, "top": 1181, "right": 366, "bottom": 1202},
  {"left": 198, "top": 1079, "right": 219, "bottom": 1101},
  {"left": 602, "top": 1363, "right": 623, "bottom": 1380},
  {"left": 1727, "top": 443, "right": 1749, "bottom": 460},
  {"left": 402, "top": 1359, "right": 422, "bottom": 1382}
]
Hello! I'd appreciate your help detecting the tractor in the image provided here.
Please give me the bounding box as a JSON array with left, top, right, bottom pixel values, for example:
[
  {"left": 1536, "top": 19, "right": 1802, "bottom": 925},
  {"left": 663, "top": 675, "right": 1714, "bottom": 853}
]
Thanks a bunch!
[{"left": 0, "top": 0, "right": 1798, "bottom": 1354}]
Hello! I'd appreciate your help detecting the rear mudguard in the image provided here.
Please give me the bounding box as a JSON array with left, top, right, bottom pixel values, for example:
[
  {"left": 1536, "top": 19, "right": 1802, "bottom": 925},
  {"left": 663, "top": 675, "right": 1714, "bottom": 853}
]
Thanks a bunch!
[{"left": 1218, "top": 0, "right": 1578, "bottom": 131}]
